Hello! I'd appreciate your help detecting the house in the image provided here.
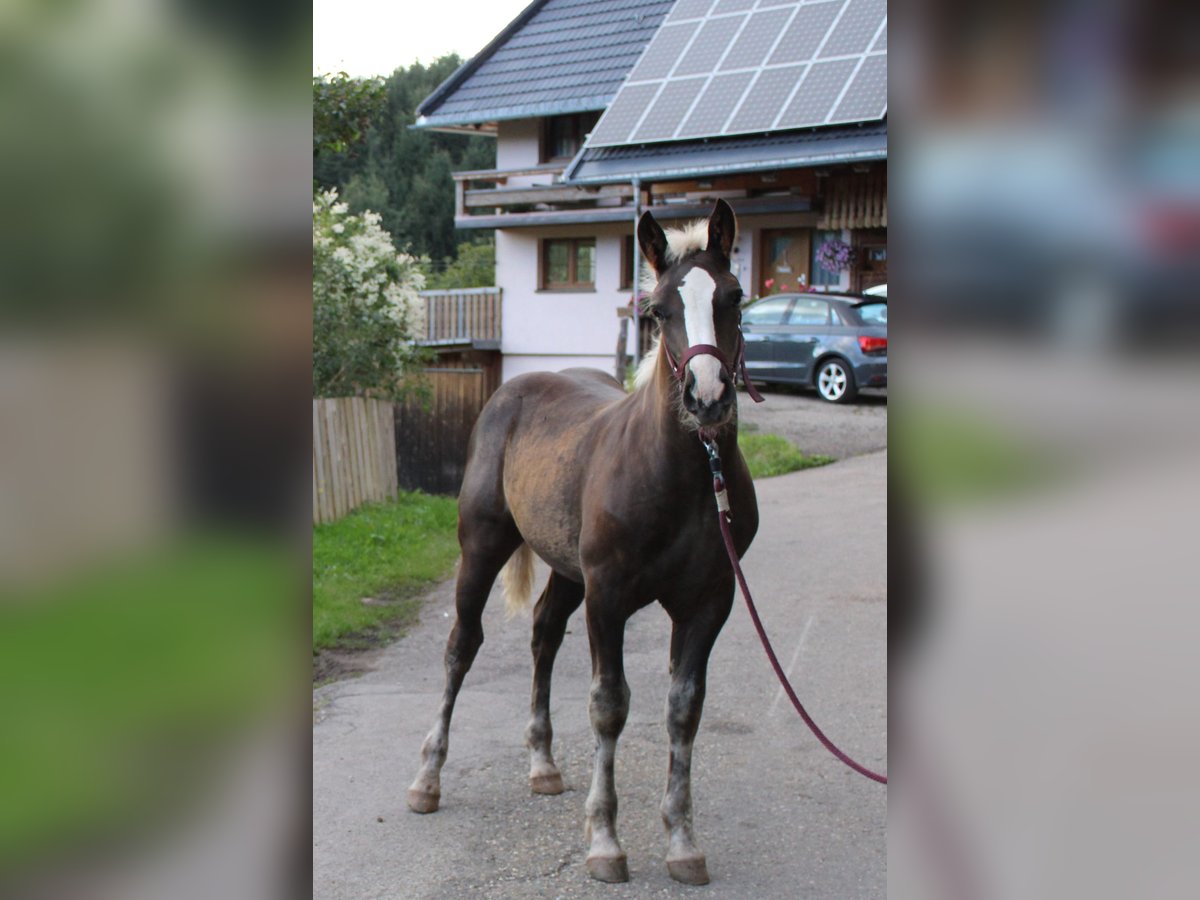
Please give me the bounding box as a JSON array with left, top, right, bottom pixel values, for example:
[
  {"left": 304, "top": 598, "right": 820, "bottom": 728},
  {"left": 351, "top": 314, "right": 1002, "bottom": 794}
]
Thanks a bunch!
[{"left": 414, "top": 0, "right": 887, "bottom": 383}]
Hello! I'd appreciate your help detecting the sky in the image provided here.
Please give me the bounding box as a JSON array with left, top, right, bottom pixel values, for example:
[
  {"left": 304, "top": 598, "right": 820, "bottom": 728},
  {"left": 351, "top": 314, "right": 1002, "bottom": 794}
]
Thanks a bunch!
[{"left": 313, "top": 0, "right": 535, "bottom": 77}]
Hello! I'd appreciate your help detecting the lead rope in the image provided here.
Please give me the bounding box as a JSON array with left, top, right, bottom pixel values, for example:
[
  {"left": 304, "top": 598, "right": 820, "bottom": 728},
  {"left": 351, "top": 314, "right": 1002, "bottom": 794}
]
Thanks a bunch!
[{"left": 700, "top": 435, "right": 888, "bottom": 785}]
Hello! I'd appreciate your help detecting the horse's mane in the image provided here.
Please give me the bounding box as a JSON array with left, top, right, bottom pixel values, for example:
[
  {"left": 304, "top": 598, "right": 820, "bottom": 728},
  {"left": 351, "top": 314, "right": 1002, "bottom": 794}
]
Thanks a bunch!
[
  {"left": 632, "top": 335, "right": 662, "bottom": 391},
  {"left": 665, "top": 219, "right": 710, "bottom": 263},
  {"left": 638, "top": 218, "right": 713, "bottom": 295}
]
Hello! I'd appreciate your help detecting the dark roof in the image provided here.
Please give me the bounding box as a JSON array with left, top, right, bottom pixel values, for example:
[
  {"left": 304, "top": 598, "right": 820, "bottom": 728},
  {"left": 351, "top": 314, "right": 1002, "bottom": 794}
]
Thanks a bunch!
[
  {"left": 564, "top": 121, "right": 887, "bottom": 183},
  {"left": 415, "top": 0, "right": 674, "bottom": 130}
]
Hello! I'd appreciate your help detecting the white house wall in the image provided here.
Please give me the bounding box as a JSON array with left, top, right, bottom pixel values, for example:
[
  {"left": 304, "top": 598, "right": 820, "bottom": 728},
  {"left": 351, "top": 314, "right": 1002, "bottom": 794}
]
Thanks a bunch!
[
  {"left": 496, "top": 119, "right": 542, "bottom": 187},
  {"left": 495, "top": 213, "right": 852, "bottom": 383},
  {"left": 497, "top": 223, "right": 632, "bottom": 382}
]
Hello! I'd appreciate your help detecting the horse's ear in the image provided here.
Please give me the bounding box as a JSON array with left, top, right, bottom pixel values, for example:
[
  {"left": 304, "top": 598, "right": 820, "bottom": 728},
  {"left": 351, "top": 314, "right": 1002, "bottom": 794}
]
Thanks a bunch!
[
  {"left": 707, "top": 198, "right": 737, "bottom": 263},
  {"left": 637, "top": 210, "right": 668, "bottom": 275}
]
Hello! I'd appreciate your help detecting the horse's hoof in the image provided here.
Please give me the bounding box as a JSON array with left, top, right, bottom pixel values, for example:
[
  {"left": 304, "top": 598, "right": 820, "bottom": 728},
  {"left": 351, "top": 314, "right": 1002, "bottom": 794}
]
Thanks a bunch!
[
  {"left": 530, "top": 772, "right": 565, "bottom": 795},
  {"left": 586, "top": 855, "right": 629, "bottom": 883},
  {"left": 406, "top": 788, "right": 440, "bottom": 814},
  {"left": 667, "top": 855, "right": 710, "bottom": 885}
]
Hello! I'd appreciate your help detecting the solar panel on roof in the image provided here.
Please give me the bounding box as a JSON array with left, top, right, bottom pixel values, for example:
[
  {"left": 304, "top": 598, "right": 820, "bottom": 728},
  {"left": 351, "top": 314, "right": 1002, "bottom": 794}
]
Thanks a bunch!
[
  {"left": 677, "top": 71, "right": 754, "bottom": 137},
  {"left": 727, "top": 65, "right": 807, "bottom": 132},
  {"left": 769, "top": 3, "right": 841, "bottom": 65},
  {"left": 673, "top": 16, "right": 743, "bottom": 76},
  {"left": 628, "top": 22, "right": 698, "bottom": 81},
  {"left": 632, "top": 77, "right": 707, "bottom": 140},
  {"left": 583, "top": 0, "right": 886, "bottom": 149},
  {"left": 667, "top": 0, "right": 718, "bottom": 24},
  {"left": 714, "top": 0, "right": 757, "bottom": 12}
]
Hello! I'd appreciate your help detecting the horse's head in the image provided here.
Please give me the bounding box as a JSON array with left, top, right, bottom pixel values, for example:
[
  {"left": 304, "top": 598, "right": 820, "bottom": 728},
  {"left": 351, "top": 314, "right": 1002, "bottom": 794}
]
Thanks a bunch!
[{"left": 638, "top": 199, "right": 744, "bottom": 429}]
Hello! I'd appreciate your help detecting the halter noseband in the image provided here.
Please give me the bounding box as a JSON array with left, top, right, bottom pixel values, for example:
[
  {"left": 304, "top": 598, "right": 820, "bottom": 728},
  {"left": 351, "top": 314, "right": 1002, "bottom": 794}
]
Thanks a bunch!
[{"left": 661, "top": 331, "right": 764, "bottom": 404}]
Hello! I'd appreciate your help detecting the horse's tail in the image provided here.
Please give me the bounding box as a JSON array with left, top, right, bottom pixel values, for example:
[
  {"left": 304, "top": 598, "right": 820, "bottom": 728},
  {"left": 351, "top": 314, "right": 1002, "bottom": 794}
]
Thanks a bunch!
[{"left": 501, "top": 543, "right": 535, "bottom": 618}]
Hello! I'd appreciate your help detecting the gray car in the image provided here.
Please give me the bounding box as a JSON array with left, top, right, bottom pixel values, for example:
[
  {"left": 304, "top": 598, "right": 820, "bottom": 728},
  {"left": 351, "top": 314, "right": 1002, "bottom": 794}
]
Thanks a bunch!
[{"left": 740, "top": 293, "right": 887, "bottom": 403}]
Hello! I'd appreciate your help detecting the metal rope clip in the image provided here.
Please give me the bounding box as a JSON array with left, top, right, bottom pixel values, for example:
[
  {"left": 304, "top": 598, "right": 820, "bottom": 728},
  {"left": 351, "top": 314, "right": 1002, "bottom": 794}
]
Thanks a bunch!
[{"left": 699, "top": 434, "right": 731, "bottom": 518}]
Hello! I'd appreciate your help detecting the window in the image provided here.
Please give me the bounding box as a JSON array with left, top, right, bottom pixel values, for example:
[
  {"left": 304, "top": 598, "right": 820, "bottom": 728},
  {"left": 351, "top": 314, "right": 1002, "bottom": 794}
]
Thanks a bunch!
[
  {"left": 809, "top": 229, "right": 842, "bottom": 287},
  {"left": 789, "top": 298, "right": 831, "bottom": 325},
  {"left": 742, "top": 296, "right": 794, "bottom": 326},
  {"left": 541, "top": 113, "right": 600, "bottom": 163},
  {"left": 856, "top": 302, "right": 887, "bottom": 325},
  {"left": 541, "top": 238, "right": 596, "bottom": 290},
  {"left": 619, "top": 234, "right": 634, "bottom": 291}
]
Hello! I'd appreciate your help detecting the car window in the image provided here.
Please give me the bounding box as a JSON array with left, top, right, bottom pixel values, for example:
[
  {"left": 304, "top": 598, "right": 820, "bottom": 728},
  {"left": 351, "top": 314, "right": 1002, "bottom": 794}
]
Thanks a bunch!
[
  {"left": 857, "top": 302, "right": 887, "bottom": 325},
  {"left": 788, "top": 298, "right": 830, "bottom": 325},
  {"left": 742, "top": 296, "right": 793, "bottom": 325}
]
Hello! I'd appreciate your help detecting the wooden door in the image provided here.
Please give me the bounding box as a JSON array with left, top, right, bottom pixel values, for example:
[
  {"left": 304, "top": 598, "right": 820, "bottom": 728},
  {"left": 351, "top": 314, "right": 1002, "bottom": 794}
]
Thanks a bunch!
[
  {"left": 394, "top": 367, "right": 493, "bottom": 495},
  {"left": 853, "top": 229, "right": 887, "bottom": 292},
  {"left": 759, "top": 229, "right": 811, "bottom": 296}
]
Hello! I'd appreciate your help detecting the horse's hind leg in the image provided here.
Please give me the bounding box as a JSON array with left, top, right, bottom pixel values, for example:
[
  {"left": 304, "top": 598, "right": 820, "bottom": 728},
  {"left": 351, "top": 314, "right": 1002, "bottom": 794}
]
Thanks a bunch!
[
  {"left": 526, "top": 573, "right": 584, "bottom": 794},
  {"left": 406, "top": 516, "right": 521, "bottom": 814}
]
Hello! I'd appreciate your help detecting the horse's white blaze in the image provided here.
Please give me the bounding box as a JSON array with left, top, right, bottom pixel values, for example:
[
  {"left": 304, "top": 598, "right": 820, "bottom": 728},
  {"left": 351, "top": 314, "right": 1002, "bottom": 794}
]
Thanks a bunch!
[{"left": 679, "top": 268, "right": 724, "bottom": 403}]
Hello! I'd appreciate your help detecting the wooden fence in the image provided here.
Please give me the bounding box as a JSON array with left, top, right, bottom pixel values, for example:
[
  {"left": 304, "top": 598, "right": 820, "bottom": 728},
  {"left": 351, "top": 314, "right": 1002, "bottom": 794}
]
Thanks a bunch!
[
  {"left": 420, "top": 288, "right": 501, "bottom": 346},
  {"left": 312, "top": 397, "right": 398, "bottom": 524},
  {"left": 395, "top": 368, "right": 493, "bottom": 495}
]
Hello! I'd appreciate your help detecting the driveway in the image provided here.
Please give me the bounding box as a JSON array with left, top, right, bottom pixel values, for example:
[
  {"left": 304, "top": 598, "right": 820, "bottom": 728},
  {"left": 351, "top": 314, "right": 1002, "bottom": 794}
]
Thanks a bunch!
[
  {"left": 313, "top": 451, "right": 887, "bottom": 899},
  {"left": 737, "top": 386, "right": 887, "bottom": 460}
]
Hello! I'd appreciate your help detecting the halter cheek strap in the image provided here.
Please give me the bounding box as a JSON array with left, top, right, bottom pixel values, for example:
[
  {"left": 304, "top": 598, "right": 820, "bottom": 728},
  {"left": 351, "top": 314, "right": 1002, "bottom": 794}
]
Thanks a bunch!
[{"left": 662, "top": 331, "right": 765, "bottom": 404}]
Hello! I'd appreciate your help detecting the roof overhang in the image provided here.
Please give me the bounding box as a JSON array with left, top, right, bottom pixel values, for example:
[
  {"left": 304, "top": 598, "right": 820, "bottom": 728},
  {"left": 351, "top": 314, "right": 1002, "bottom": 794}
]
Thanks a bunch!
[
  {"left": 564, "top": 123, "right": 887, "bottom": 184},
  {"left": 413, "top": 97, "right": 609, "bottom": 133}
]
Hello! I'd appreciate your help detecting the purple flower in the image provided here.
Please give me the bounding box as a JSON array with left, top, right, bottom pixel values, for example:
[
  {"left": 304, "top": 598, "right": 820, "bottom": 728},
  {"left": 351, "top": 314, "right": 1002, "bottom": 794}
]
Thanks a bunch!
[{"left": 816, "top": 240, "right": 857, "bottom": 274}]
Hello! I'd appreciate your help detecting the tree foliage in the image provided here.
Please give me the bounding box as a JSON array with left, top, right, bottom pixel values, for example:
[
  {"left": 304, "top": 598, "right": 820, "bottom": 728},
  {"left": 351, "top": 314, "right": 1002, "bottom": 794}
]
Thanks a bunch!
[
  {"left": 425, "top": 241, "right": 496, "bottom": 290},
  {"left": 312, "top": 73, "right": 386, "bottom": 160},
  {"left": 314, "top": 58, "right": 495, "bottom": 265},
  {"left": 312, "top": 189, "right": 429, "bottom": 399}
]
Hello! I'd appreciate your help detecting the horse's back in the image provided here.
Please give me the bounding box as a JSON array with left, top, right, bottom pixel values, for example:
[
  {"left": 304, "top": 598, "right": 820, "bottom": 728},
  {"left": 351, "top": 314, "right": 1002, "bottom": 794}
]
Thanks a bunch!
[
  {"left": 458, "top": 367, "right": 626, "bottom": 577},
  {"left": 474, "top": 368, "right": 624, "bottom": 434},
  {"left": 506, "top": 367, "right": 624, "bottom": 403},
  {"left": 461, "top": 367, "right": 624, "bottom": 477}
]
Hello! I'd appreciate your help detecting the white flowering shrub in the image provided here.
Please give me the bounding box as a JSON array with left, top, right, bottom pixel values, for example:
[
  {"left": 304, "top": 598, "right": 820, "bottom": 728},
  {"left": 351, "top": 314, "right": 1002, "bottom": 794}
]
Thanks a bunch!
[{"left": 313, "top": 188, "right": 428, "bottom": 397}]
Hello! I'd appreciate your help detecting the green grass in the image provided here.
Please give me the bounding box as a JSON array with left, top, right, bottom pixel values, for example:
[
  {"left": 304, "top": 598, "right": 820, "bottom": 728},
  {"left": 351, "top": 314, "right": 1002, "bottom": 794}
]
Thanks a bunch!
[
  {"left": 739, "top": 433, "right": 834, "bottom": 478},
  {"left": 313, "top": 492, "right": 460, "bottom": 653}
]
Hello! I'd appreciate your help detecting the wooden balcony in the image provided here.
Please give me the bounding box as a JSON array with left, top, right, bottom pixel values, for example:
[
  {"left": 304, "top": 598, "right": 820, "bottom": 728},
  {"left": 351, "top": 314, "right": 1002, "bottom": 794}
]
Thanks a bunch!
[
  {"left": 450, "top": 164, "right": 828, "bottom": 230},
  {"left": 452, "top": 165, "right": 635, "bottom": 229},
  {"left": 419, "top": 287, "right": 501, "bottom": 349}
]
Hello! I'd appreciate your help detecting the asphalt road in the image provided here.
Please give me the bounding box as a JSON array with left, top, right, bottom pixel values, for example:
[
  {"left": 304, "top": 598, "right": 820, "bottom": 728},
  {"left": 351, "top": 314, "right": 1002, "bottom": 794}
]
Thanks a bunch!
[
  {"left": 313, "top": 450, "right": 887, "bottom": 899},
  {"left": 737, "top": 386, "right": 887, "bottom": 460}
]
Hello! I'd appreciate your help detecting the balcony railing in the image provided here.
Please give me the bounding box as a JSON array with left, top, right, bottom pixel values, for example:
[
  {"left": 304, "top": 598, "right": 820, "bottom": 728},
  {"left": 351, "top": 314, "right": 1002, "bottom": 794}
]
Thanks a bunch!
[
  {"left": 452, "top": 164, "right": 635, "bottom": 227},
  {"left": 419, "top": 287, "right": 501, "bottom": 349},
  {"left": 448, "top": 164, "right": 829, "bottom": 229}
]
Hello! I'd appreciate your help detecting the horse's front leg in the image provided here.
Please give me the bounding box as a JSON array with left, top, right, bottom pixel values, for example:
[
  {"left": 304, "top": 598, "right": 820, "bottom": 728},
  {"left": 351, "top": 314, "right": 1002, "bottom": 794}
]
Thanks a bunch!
[
  {"left": 583, "top": 592, "right": 632, "bottom": 883},
  {"left": 661, "top": 588, "right": 734, "bottom": 885}
]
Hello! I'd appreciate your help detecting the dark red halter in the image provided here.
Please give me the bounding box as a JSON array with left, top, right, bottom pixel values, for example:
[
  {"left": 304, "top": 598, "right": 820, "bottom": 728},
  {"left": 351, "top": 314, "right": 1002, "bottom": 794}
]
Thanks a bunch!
[{"left": 661, "top": 330, "right": 765, "bottom": 404}]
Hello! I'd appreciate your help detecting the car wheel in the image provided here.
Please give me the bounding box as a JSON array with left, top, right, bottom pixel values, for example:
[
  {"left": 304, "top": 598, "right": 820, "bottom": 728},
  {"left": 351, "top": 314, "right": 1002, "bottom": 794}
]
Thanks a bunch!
[{"left": 815, "top": 358, "right": 857, "bottom": 404}]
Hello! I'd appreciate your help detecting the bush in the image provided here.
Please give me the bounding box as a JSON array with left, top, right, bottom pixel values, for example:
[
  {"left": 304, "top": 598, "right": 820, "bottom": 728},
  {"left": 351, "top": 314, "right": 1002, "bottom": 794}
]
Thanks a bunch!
[{"left": 313, "top": 189, "right": 429, "bottom": 398}]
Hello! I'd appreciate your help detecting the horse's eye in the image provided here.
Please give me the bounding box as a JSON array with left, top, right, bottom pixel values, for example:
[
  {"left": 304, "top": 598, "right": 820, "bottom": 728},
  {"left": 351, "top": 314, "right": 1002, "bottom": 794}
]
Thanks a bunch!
[{"left": 649, "top": 307, "right": 667, "bottom": 321}]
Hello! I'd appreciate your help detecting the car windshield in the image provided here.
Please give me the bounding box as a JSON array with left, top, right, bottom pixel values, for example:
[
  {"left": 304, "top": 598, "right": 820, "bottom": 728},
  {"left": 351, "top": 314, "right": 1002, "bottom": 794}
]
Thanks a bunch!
[{"left": 857, "top": 302, "right": 887, "bottom": 325}]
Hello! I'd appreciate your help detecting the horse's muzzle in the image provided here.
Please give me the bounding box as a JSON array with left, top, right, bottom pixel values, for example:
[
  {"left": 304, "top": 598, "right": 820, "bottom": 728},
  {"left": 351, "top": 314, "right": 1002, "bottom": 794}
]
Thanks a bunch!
[{"left": 683, "top": 370, "right": 735, "bottom": 426}]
